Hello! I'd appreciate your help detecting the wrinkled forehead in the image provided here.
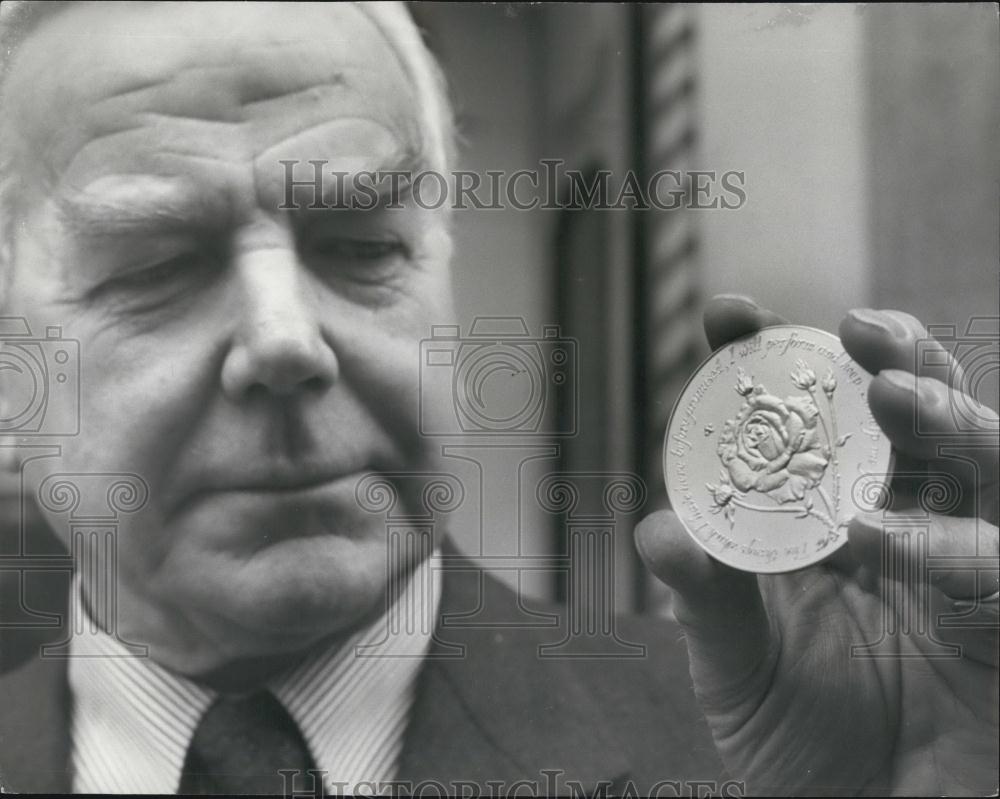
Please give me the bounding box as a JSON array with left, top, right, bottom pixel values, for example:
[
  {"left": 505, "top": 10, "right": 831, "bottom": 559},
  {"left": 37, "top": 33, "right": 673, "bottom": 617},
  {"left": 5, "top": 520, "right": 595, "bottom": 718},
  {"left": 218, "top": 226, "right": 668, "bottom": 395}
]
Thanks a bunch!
[{"left": 2, "top": 1, "right": 427, "bottom": 206}]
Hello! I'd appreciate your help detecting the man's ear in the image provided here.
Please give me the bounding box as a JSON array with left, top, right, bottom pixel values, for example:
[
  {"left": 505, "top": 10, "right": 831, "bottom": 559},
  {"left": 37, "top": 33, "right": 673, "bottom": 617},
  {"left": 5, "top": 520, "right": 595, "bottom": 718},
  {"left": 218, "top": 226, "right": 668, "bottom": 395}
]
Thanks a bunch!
[
  {"left": 0, "top": 189, "right": 15, "bottom": 304},
  {"left": 0, "top": 243, "right": 11, "bottom": 300},
  {"left": 431, "top": 223, "right": 454, "bottom": 264}
]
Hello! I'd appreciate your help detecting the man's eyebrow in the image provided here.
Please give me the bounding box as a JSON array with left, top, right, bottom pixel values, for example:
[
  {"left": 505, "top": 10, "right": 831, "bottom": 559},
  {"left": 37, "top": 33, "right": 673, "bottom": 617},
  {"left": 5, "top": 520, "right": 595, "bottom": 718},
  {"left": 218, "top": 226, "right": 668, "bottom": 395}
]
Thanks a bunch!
[
  {"left": 308, "top": 147, "right": 430, "bottom": 210},
  {"left": 55, "top": 176, "right": 230, "bottom": 237}
]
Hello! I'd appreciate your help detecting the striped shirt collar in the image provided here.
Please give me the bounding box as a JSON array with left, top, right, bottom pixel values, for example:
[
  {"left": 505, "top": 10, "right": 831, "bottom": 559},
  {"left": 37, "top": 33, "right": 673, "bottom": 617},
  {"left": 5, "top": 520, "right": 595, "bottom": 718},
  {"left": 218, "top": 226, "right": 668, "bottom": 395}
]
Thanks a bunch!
[{"left": 68, "top": 551, "right": 441, "bottom": 794}]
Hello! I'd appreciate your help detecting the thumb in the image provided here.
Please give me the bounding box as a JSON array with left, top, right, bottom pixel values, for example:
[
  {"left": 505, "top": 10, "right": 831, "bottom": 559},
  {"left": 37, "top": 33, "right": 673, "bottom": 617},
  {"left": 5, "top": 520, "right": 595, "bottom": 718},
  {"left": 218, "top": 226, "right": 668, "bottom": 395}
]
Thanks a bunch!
[{"left": 635, "top": 510, "right": 780, "bottom": 711}]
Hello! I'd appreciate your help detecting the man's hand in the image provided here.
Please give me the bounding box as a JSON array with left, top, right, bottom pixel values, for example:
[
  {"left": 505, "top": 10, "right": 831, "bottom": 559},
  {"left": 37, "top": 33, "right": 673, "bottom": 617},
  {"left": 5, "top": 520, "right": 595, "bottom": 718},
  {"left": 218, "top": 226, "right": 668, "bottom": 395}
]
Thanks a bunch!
[{"left": 636, "top": 295, "right": 999, "bottom": 795}]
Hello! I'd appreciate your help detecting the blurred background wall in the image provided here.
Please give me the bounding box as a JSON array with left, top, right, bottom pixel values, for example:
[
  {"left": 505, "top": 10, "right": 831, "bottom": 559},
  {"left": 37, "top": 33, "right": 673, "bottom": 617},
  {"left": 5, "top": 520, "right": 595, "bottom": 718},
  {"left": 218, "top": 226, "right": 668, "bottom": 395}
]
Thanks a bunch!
[
  {"left": 413, "top": 3, "right": 998, "bottom": 610},
  {"left": 697, "top": 4, "right": 871, "bottom": 330}
]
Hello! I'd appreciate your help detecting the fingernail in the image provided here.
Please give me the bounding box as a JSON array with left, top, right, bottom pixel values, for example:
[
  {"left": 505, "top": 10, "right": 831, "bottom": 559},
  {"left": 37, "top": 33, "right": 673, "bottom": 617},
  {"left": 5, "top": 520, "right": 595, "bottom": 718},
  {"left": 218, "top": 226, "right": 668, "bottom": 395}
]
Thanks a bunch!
[
  {"left": 883, "top": 368, "right": 943, "bottom": 407},
  {"left": 880, "top": 368, "right": 914, "bottom": 391},
  {"left": 881, "top": 309, "right": 927, "bottom": 338},
  {"left": 919, "top": 380, "right": 943, "bottom": 408},
  {"left": 715, "top": 293, "right": 758, "bottom": 308},
  {"left": 850, "top": 511, "right": 885, "bottom": 531},
  {"left": 848, "top": 308, "right": 908, "bottom": 338}
]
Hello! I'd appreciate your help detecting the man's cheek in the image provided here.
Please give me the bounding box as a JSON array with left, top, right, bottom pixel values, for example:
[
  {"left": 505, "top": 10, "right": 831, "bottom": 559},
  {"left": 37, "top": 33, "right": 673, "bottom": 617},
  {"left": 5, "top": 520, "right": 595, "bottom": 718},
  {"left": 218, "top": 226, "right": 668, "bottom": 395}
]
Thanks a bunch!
[
  {"left": 33, "top": 375, "right": 200, "bottom": 543},
  {"left": 77, "top": 328, "right": 216, "bottom": 446}
]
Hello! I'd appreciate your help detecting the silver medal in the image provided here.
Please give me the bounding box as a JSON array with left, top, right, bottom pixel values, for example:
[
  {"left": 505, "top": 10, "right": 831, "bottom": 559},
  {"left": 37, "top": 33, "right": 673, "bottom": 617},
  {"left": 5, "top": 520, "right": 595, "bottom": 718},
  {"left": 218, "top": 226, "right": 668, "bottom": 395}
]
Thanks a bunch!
[{"left": 663, "top": 325, "right": 893, "bottom": 573}]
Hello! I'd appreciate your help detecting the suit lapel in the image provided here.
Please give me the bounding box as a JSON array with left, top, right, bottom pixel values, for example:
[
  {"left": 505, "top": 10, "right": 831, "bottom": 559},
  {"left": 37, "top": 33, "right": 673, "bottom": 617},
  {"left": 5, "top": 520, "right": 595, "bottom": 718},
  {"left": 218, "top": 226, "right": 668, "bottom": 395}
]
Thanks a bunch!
[
  {"left": 395, "top": 650, "right": 528, "bottom": 790},
  {"left": 398, "top": 554, "right": 633, "bottom": 794},
  {"left": 0, "top": 569, "right": 73, "bottom": 793}
]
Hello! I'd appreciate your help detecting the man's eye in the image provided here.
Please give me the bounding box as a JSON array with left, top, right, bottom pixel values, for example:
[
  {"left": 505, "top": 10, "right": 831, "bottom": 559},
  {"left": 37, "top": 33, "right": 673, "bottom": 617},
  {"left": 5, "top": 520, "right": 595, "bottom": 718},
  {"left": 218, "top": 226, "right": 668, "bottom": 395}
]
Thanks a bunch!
[
  {"left": 307, "top": 237, "right": 407, "bottom": 262},
  {"left": 115, "top": 253, "right": 204, "bottom": 289},
  {"left": 91, "top": 251, "right": 216, "bottom": 311}
]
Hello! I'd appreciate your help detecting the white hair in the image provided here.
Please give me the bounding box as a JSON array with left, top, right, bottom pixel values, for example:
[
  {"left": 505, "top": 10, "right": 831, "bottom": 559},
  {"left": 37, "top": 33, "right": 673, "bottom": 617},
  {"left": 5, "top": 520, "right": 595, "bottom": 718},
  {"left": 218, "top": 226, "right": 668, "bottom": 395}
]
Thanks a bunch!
[
  {"left": 0, "top": 1, "right": 456, "bottom": 275},
  {"left": 355, "top": 2, "right": 455, "bottom": 172}
]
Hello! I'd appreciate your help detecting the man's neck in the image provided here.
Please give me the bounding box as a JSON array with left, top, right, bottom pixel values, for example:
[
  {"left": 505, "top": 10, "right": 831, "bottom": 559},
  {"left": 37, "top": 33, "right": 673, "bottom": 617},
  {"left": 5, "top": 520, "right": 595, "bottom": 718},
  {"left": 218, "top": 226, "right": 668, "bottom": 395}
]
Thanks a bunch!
[
  {"left": 75, "top": 551, "right": 434, "bottom": 694},
  {"left": 191, "top": 604, "right": 386, "bottom": 694}
]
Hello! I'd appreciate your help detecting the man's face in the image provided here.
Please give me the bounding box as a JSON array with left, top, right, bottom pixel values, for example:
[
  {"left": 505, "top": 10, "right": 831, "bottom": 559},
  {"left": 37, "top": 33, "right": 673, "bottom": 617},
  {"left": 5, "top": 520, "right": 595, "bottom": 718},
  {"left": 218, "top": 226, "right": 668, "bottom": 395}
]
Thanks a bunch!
[{"left": 2, "top": 2, "right": 454, "bottom": 675}]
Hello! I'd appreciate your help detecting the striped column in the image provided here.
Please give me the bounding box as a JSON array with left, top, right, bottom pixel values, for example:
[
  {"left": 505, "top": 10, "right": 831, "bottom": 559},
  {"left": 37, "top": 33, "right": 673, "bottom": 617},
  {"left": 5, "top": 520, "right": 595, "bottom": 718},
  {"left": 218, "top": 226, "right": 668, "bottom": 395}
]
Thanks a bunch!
[{"left": 642, "top": 3, "right": 703, "bottom": 489}]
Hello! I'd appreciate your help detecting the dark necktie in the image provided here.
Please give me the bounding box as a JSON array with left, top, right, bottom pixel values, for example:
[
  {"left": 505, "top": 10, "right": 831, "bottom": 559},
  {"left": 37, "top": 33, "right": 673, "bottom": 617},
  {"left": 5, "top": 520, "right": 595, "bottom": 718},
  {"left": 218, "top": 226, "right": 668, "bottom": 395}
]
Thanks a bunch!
[{"left": 178, "top": 690, "right": 319, "bottom": 795}]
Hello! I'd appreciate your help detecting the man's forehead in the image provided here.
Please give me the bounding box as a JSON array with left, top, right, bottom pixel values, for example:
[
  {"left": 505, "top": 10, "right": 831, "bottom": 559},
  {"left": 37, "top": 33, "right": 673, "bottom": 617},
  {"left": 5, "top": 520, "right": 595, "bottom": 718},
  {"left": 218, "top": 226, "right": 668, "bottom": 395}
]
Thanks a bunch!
[
  {"left": 3, "top": 1, "right": 424, "bottom": 204},
  {"left": 7, "top": 2, "right": 406, "bottom": 89}
]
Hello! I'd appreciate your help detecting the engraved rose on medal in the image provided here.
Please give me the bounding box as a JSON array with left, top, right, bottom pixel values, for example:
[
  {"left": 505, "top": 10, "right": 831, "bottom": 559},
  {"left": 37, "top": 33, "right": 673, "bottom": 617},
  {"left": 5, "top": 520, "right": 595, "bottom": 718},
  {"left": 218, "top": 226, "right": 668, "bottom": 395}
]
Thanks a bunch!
[
  {"left": 717, "top": 385, "right": 829, "bottom": 503},
  {"left": 706, "top": 361, "right": 852, "bottom": 549}
]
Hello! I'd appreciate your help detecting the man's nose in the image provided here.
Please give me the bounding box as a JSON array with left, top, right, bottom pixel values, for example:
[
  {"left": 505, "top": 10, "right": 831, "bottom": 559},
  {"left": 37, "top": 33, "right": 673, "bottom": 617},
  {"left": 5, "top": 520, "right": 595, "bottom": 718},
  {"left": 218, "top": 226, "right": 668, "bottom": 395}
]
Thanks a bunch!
[{"left": 221, "top": 246, "right": 339, "bottom": 399}]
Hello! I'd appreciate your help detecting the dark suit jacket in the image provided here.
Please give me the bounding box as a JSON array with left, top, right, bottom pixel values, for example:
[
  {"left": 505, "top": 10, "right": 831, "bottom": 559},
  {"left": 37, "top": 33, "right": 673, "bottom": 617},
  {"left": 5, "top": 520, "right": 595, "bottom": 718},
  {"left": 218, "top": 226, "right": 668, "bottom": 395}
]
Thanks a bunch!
[{"left": 0, "top": 542, "right": 725, "bottom": 795}]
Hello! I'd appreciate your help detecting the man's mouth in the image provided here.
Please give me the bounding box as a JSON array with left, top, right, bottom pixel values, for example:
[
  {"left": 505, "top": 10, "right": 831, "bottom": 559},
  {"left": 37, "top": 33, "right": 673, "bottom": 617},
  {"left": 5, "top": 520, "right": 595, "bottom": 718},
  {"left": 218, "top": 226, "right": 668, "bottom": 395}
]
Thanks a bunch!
[
  {"left": 189, "top": 463, "right": 372, "bottom": 498},
  {"left": 169, "top": 464, "right": 379, "bottom": 542}
]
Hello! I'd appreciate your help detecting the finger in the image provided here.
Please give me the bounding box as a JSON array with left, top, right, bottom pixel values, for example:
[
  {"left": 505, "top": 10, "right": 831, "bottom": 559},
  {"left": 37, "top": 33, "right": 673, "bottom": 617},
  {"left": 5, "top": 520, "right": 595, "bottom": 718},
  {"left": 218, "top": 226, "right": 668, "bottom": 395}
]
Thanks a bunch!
[
  {"left": 848, "top": 511, "right": 999, "bottom": 665},
  {"left": 876, "top": 452, "right": 980, "bottom": 519},
  {"left": 940, "top": 591, "right": 1000, "bottom": 668},
  {"left": 635, "top": 510, "right": 777, "bottom": 709},
  {"left": 839, "top": 308, "right": 965, "bottom": 388},
  {"left": 868, "top": 370, "right": 999, "bottom": 501},
  {"left": 703, "top": 294, "right": 789, "bottom": 352},
  {"left": 848, "top": 511, "right": 999, "bottom": 600}
]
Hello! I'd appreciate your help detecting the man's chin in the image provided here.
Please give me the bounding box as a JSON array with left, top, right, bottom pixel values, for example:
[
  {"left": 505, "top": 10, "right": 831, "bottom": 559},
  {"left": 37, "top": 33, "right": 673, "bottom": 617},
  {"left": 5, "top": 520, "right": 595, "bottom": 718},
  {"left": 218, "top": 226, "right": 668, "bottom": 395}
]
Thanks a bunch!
[
  {"left": 209, "top": 533, "right": 398, "bottom": 633},
  {"left": 125, "top": 530, "right": 414, "bottom": 676}
]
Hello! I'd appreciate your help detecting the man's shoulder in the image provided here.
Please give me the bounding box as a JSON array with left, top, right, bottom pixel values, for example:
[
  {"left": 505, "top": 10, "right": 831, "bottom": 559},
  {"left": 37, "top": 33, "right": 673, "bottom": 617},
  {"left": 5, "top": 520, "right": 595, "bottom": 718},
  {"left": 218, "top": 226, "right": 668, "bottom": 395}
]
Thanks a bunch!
[
  {"left": 0, "top": 572, "right": 74, "bottom": 793},
  {"left": 399, "top": 563, "right": 724, "bottom": 793},
  {"left": 444, "top": 568, "right": 708, "bottom": 731}
]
